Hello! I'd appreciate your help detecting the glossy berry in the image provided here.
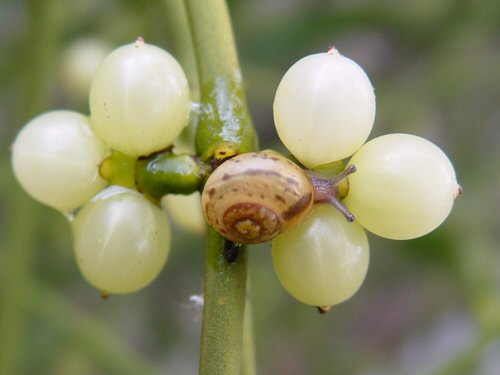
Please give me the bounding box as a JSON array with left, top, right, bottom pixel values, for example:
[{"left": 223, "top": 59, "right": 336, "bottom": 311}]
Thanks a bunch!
[
  {"left": 272, "top": 204, "right": 369, "bottom": 307},
  {"left": 89, "top": 38, "right": 190, "bottom": 157},
  {"left": 273, "top": 49, "right": 375, "bottom": 168},
  {"left": 72, "top": 186, "right": 171, "bottom": 294},
  {"left": 11, "top": 110, "right": 108, "bottom": 213},
  {"left": 344, "top": 133, "right": 461, "bottom": 240}
]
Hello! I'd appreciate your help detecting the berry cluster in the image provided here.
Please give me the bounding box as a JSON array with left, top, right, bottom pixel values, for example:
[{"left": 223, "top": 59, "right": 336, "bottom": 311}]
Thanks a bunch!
[
  {"left": 12, "top": 38, "right": 193, "bottom": 294},
  {"left": 11, "top": 39, "right": 460, "bottom": 309},
  {"left": 270, "top": 48, "right": 461, "bottom": 309}
]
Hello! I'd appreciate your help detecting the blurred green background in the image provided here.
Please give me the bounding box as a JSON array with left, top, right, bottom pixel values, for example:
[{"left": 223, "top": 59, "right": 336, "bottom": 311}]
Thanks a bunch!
[{"left": 1, "top": 0, "right": 499, "bottom": 374}]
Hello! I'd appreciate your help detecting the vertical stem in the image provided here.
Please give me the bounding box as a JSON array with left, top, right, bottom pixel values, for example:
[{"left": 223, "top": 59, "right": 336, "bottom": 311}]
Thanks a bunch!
[
  {"left": 183, "top": 0, "right": 239, "bottom": 88},
  {"left": 200, "top": 229, "right": 248, "bottom": 374},
  {"left": 184, "top": 0, "right": 258, "bottom": 161},
  {"left": 161, "top": 0, "right": 200, "bottom": 152},
  {"left": 0, "top": 196, "right": 38, "bottom": 375},
  {"left": 183, "top": 1, "right": 259, "bottom": 373},
  {"left": 0, "top": 1, "right": 63, "bottom": 373},
  {"left": 162, "top": 0, "right": 199, "bottom": 96},
  {"left": 19, "top": 0, "right": 64, "bottom": 122}
]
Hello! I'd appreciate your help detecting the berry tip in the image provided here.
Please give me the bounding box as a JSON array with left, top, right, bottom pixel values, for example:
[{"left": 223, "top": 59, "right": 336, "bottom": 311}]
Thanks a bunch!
[
  {"left": 134, "top": 36, "right": 145, "bottom": 47},
  {"left": 317, "top": 306, "right": 331, "bottom": 314},
  {"left": 327, "top": 46, "right": 339, "bottom": 56},
  {"left": 100, "top": 291, "right": 110, "bottom": 300}
]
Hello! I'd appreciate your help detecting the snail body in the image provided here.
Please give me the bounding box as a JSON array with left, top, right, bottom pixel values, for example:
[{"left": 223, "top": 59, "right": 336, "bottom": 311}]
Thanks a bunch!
[{"left": 202, "top": 151, "right": 313, "bottom": 244}]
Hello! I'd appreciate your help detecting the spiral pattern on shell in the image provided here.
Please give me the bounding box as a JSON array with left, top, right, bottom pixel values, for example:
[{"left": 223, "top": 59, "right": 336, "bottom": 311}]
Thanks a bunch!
[{"left": 202, "top": 151, "right": 314, "bottom": 244}]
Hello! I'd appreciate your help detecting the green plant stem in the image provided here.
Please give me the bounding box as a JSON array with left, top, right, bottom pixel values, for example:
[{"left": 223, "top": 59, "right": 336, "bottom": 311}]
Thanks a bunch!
[
  {"left": 162, "top": 0, "right": 199, "bottom": 99},
  {"left": 183, "top": 0, "right": 259, "bottom": 373},
  {"left": 135, "top": 152, "right": 208, "bottom": 200},
  {"left": 184, "top": 0, "right": 258, "bottom": 161},
  {"left": 0, "top": 1, "right": 63, "bottom": 373},
  {"left": 19, "top": 0, "right": 64, "bottom": 122},
  {"left": 199, "top": 229, "right": 248, "bottom": 374},
  {"left": 183, "top": 0, "right": 238, "bottom": 87},
  {"left": 0, "top": 196, "right": 39, "bottom": 375}
]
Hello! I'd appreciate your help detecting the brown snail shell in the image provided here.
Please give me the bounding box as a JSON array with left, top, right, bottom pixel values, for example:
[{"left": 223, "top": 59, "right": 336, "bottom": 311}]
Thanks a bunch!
[{"left": 202, "top": 151, "right": 313, "bottom": 244}]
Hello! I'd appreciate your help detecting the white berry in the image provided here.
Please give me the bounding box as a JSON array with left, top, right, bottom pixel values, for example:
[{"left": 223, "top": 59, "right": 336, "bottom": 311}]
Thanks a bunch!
[{"left": 273, "top": 49, "right": 375, "bottom": 167}]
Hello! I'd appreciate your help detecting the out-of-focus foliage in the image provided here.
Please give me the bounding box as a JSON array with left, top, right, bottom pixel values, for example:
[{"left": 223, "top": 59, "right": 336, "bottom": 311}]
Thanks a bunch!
[{"left": 1, "top": 0, "right": 499, "bottom": 374}]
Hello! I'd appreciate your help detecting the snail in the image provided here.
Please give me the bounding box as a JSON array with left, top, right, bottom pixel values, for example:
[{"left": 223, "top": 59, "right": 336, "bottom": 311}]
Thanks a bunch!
[{"left": 201, "top": 151, "right": 356, "bottom": 244}]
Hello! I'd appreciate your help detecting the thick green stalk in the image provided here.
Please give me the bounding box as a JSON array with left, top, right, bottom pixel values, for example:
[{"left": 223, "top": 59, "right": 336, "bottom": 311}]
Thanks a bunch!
[
  {"left": 184, "top": 0, "right": 238, "bottom": 86},
  {"left": 135, "top": 152, "right": 208, "bottom": 200},
  {"left": 184, "top": 1, "right": 258, "bottom": 373},
  {"left": 184, "top": 0, "right": 258, "bottom": 161},
  {"left": 199, "top": 229, "right": 248, "bottom": 374}
]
